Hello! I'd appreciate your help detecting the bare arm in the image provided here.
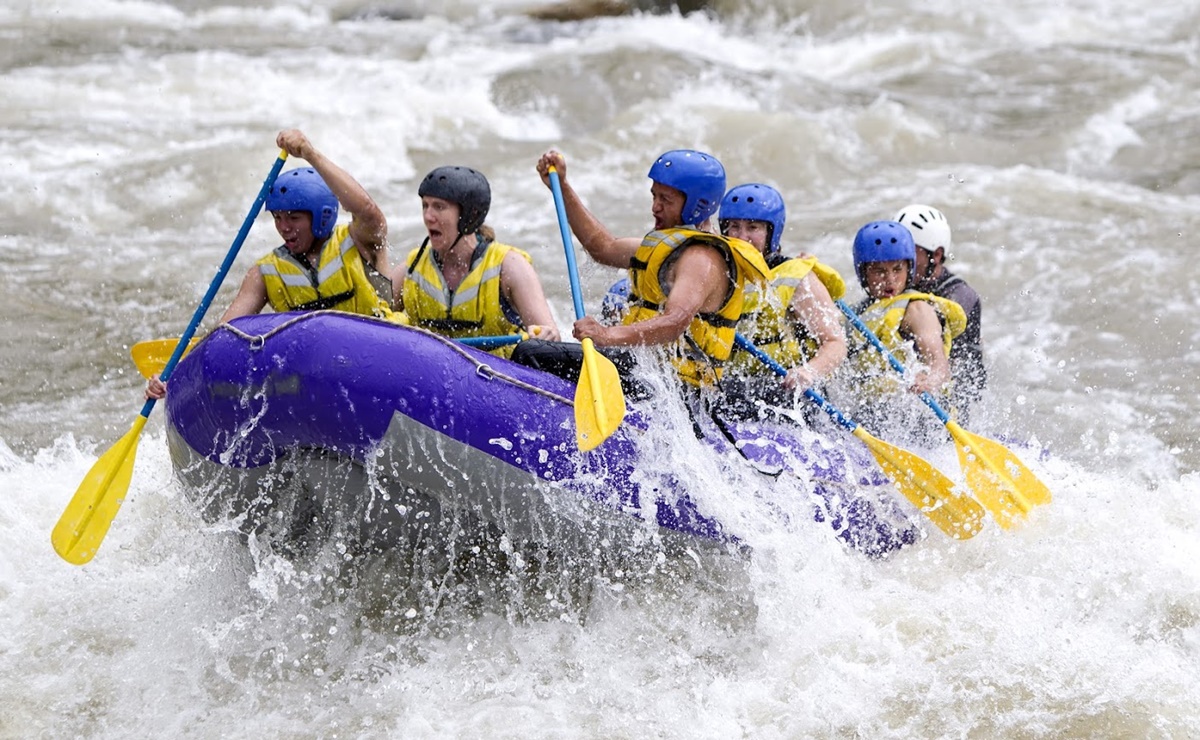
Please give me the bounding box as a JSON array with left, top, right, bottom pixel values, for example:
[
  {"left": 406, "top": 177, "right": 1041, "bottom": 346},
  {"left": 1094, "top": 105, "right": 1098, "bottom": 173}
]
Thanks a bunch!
[
  {"left": 501, "top": 251, "right": 561, "bottom": 341},
  {"left": 219, "top": 265, "right": 270, "bottom": 323},
  {"left": 277, "top": 129, "right": 389, "bottom": 273},
  {"left": 782, "top": 272, "right": 847, "bottom": 390},
  {"left": 901, "top": 299, "right": 950, "bottom": 394},
  {"left": 536, "top": 150, "right": 641, "bottom": 269},
  {"left": 574, "top": 244, "right": 727, "bottom": 346}
]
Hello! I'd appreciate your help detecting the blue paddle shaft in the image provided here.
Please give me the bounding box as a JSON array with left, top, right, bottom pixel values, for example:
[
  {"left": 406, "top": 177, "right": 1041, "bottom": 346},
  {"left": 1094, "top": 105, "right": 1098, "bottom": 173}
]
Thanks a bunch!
[
  {"left": 732, "top": 332, "right": 857, "bottom": 432},
  {"left": 548, "top": 169, "right": 587, "bottom": 321},
  {"left": 138, "top": 152, "right": 289, "bottom": 419},
  {"left": 835, "top": 299, "right": 952, "bottom": 424},
  {"left": 458, "top": 334, "right": 524, "bottom": 350}
]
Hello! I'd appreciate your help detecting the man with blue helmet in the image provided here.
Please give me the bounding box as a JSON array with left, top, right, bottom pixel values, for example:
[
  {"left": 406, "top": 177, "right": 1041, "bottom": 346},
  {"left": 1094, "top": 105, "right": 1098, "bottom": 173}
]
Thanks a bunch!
[
  {"left": 718, "top": 183, "right": 847, "bottom": 414},
  {"left": 145, "top": 129, "right": 396, "bottom": 400},
  {"left": 219, "top": 129, "right": 396, "bottom": 323},
  {"left": 514, "top": 148, "right": 768, "bottom": 390}
]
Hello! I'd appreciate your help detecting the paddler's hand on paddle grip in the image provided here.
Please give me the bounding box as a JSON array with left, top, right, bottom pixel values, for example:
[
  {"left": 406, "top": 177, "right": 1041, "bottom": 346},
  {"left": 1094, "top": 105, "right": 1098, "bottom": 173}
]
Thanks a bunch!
[{"left": 144, "top": 375, "right": 167, "bottom": 401}]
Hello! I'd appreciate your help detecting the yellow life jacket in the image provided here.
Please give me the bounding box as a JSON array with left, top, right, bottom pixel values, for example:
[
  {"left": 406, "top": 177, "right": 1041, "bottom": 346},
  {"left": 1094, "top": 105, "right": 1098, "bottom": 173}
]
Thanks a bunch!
[
  {"left": 401, "top": 237, "right": 531, "bottom": 358},
  {"left": 733, "top": 256, "right": 847, "bottom": 372},
  {"left": 257, "top": 224, "right": 399, "bottom": 321},
  {"left": 850, "top": 290, "right": 967, "bottom": 395},
  {"left": 623, "top": 228, "right": 770, "bottom": 387}
]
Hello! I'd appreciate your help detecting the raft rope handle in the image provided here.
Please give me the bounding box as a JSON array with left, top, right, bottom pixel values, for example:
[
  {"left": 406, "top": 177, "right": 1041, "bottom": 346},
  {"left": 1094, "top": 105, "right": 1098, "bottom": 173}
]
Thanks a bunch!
[{"left": 215, "top": 311, "right": 575, "bottom": 407}]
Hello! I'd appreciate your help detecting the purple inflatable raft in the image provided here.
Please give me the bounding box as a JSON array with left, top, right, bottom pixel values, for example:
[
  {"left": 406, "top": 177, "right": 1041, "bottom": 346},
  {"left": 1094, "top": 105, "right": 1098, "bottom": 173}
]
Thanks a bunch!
[{"left": 164, "top": 311, "right": 919, "bottom": 559}]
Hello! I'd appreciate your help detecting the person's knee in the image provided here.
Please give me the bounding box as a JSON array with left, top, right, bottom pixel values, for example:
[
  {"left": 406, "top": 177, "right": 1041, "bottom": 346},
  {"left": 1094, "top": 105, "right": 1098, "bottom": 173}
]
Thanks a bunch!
[{"left": 510, "top": 339, "right": 583, "bottom": 382}]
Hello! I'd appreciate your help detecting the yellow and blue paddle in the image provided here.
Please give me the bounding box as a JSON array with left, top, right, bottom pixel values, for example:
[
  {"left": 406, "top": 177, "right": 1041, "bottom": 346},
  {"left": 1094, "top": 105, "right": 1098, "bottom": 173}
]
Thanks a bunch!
[
  {"left": 734, "top": 333, "right": 985, "bottom": 540},
  {"left": 130, "top": 337, "right": 199, "bottom": 379},
  {"left": 836, "top": 299, "right": 1051, "bottom": 528},
  {"left": 547, "top": 165, "right": 626, "bottom": 451},
  {"left": 130, "top": 333, "right": 529, "bottom": 380},
  {"left": 457, "top": 334, "right": 527, "bottom": 350},
  {"left": 51, "top": 150, "right": 289, "bottom": 565}
]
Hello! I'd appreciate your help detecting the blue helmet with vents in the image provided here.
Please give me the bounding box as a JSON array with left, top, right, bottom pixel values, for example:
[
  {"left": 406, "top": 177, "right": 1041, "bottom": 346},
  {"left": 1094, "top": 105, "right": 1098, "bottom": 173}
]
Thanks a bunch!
[
  {"left": 600, "top": 276, "right": 631, "bottom": 325},
  {"left": 719, "top": 183, "right": 786, "bottom": 253},
  {"left": 266, "top": 168, "right": 339, "bottom": 241},
  {"left": 647, "top": 149, "right": 725, "bottom": 226},
  {"left": 852, "top": 220, "right": 915, "bottom": 288}
]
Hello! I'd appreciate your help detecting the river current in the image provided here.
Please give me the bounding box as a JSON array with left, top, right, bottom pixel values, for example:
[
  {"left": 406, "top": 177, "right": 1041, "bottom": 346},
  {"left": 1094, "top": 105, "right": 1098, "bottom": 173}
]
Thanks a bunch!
[{"left": 2, "top": 1, "right": 1198, "bottom": 737}]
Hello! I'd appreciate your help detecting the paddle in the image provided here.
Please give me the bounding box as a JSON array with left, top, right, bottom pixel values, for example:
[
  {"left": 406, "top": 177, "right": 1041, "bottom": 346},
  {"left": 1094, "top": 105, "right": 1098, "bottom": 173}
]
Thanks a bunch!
[
  {"left": 51, "top": 150, "right": 289, "bottom": 565},
  {"left": 733, "top": 333, "right": 985, "bottom": 540},
  {"left": 131, "top": 337, "right": 200, "bottom": 379},
  {"left": 547, "top": 165, "right": 626, "bottom": 451},
  {"left": 835, "top": 299, "right": 1051, "bottom": 528},
  {"left": 131, "top": 332, "right": 529, "bottom": 378},
  {"left": 457, "top": 333, "right": 527, "bottom": 350}
]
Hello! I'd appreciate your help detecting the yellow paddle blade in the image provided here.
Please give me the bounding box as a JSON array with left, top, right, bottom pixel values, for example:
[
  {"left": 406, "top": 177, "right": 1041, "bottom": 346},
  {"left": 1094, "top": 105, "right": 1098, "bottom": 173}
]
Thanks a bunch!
[
  {"left": 51, "top": 415, "right": 148, "bottom": 565},
  {"left": 131, "top": 337, "right": 198, "bottom": 379},
  {"left": 574, "top": 338, "right": 627, "bottom": 451},
  {"left": 946, "top": 421, "right": 1052, "bottom": 529},
  {"left": 852, "top": 426, "right": 985, "bottom": 540}
]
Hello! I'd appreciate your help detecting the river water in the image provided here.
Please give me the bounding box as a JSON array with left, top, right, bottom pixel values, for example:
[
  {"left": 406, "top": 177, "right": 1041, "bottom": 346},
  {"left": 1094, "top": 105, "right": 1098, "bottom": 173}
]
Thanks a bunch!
[{"left": 2, "top": 0, "right": 1199, "bottom": 737}]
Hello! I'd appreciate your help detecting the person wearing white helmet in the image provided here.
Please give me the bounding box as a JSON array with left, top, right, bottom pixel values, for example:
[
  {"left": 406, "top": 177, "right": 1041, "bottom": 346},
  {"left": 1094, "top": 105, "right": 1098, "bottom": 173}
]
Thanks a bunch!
[{"left": 893, "top": 204, "right": 987, "bottom": 421}]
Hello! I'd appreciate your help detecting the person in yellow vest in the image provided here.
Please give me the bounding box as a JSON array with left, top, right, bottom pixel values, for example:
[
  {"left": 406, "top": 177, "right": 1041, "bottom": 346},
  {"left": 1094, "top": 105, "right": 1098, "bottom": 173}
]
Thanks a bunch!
[
  {"left": 716, "top": 183, "right": 847, "bottom": 419},
  {"left": 391, "top": 166, "right": 560, "bottom": 357},
  {"left": 842, "top": 220, "right": 966, "bottom": 440},
  {"left": 221, "top": 129, "right": 397, "bottom": 323},
  {"left": 893, "top": 203, "right": 986, "bottom": 423},
  {"left": 511, "top": 148, "right": 769, "bottom": 396},
  {"left": 146, "top": 129, "right": 397, "bottom": 399}
]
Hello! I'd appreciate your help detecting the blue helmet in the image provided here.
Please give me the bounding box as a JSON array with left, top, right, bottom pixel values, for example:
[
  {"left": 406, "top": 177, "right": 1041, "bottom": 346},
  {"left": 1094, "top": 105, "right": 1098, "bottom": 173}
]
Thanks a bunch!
[
  {"left": 600, "top": 276, "right": 631, "bottom": 325},
  {"left": 266, "top": 167, "right": 339, "bottom": 241},
  {"left": 852, "top": 220, "right": 915, "bottom": 288},
  {"left": 719, "top": 183, "right": 786, "bottom": 253},
  {"left": 418, "top": 165, "right": 491, "bottom": 236},
  {"left": 647, "top": 149, "right": 725, "bottom": 226}
]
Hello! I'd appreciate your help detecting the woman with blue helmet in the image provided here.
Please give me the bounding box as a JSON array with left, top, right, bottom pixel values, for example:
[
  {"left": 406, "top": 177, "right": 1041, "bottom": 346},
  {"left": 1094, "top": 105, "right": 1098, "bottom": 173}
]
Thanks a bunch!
[
  {"left": 512, "top": 148, "right": 768, "bottom": 392},
  {"left": 145, "top": 129, "right": 397, "bottom": 400},
  {"left": 843, "top": 220, "right": 967, "bottom": 436},
  {"left": 718, "top": 183, "right": 847, "bottom": 411}
]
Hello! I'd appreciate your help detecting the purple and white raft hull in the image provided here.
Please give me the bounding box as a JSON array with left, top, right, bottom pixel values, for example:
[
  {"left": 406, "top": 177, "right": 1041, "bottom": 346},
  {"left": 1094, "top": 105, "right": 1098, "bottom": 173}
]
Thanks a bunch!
[{"left": 164, "top": 311, "right": 919, "bottom": 559}]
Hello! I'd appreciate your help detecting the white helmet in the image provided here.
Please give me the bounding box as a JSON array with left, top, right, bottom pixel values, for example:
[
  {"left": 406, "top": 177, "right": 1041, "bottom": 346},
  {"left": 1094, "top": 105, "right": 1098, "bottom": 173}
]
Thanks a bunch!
[{"left": 894, "top": 204, "right": 952, "bottom": 253}]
